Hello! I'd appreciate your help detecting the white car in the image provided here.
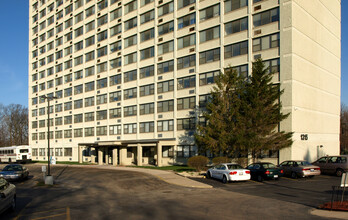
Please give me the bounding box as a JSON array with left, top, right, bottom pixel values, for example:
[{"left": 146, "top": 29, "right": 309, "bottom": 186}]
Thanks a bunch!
[
  {"left": 0, "top": 178, "right": 16, "bottom": 215},
  {"left": 206, "top": 163, "right": 251, "bottom": 183}
]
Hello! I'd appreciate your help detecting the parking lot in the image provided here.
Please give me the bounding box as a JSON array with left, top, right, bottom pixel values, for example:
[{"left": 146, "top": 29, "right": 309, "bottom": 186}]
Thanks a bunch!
[{"left": 0, "top": 164, "right": 343, "bottom": 220}]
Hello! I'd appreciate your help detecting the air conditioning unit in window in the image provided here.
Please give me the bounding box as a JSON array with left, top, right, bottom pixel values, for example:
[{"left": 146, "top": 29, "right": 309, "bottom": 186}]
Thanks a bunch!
[
  {"left": 189, "top": 27, "right": 195, "bottom": 32},
  {"left": 158, "top": 38, "right": 163, "bottom": 42},
  {"left": 254, "top": 5, "right": 262, "bottom": 11},
  {"left": 189, "top": 68, "right": 195, "bottom": 73},
  {"left": 158, "top": 95, "right": 163, "bottom": 99},
  {"left": 117, "top": 136, "right": 121, "bottom": 140},
  {"left": 189, "top": 90, "right": 195, "bottom": 94},
  {"left": 97, "top": 122, "right": 100, "bottom": 125},
  {"left": 117, "top": 52, "right": 121, "bottom": 56},
  {"left": 159, "top": 19, "right": 163, "bottom": 23},
  {"left": 158, "top": 57, "right": 163, "bottom": 61},
  {"left": 254, "top": 54, "right": 261, "bottom": 59},
  {"left": 158, "top": 134, "right": 163, "bottom": 138},
  {"left": 118, "top": 35, "right": 122, "bottom": 39},
  {"left": 254, "top": 30, "right": 262, "bottom": 35},
  {"left": 190, "top": 6, "right": 195, "bottom": 11},
  {"left": 118, "top": 2, "right": 121, "bottom": 6},
  {"left": 118, "top": 69, "right": 121, "bottom": 72},
  {"left": 158, "top": 115, "right": 163, "bottom": 119},
  {"left": 189, "top": 48, "right": 195, "bottom": 52},
  {"left": 118, "top": 19, "right": 121, "bottom": 23},
  {"left": 158, "top": 76, "right": 163, "bottom": 80},
  {"left": 97, "top": 59, "right": 100, "bottom": 63}
]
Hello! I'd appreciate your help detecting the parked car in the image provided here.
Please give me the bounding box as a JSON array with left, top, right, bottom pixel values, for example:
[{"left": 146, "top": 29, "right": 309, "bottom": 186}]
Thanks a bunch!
[
  {"left": 247, "top": 162, "right": 283, "bottom": 182},
  {"left": 0, "top": 164, "right": 29, "bottom": 181},
  {"left": 206, "top": 163, "right": 251, "bottom": 183},
  {"left": 279, "top": 160, "right": 320, "bottom": 178},
  {"left": 312, "top": 155, "right": 348, "bottom": 177},
  {"left": 0, "top": 178, "right": 16, "bottom": 215}
]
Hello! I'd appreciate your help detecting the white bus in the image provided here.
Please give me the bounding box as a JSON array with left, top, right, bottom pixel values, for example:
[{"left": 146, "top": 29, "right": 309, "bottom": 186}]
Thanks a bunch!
[{"left": 0, "top": 145, "right": 32, "bottom": 163}]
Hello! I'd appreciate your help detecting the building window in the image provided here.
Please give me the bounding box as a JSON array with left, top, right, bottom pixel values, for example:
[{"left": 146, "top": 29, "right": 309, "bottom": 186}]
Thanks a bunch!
[
  {"left": 177, "top": 75, "right": 196, "bottom": 90},
  {"left": 158, "top": 120, "right": 174, "bottom": 132},
  {"left": 110, "top": 8, "right": 122, "bottom": 21},
  {"left": 158, "top": 1, "right": 174, "bottom": 17},
  {"left": 200, "top": 26, "right": 220, "bottom": 43},
  {"left": 177, "top": 96, "right": 196, "bottom": 110},
  {"left": 177, "top": 145, "right": 196, "bottom": 157},
  {"left": 158, "top": 21, "right": 174, "bottom": 36},
  {"left": 140, "top": 103, "right": 154, "bottom": 115},
  {"left": 85, "top": 66, "right": 95, "bottom": 77},
  {"left": 199, "top": 94, "right": 212, "bottom": 108},
  {"left": 75, "top": 41, "right": 83, "bottom": 51},
  {"left": 140, "top": 10, "right": 154, "bottom": 24},
  {"left": 85, "top": 81, "right": 95, "bottom": 92},
  {"left": 86, "top": 6, "right": 95, "bottom": 18},
  {"left": 85, "top": 127, "right": 94, "bottom": 137},
  {"left": 85, "top": 21, "right": 95, "bottom": 32},
  {"left": 225, "top": 17, "right": 248, "bottom": 35},
  {"left": 140, "top": 84, "right": 154, "bottom": 97},
  {"left": 141, "top": 0, "right": 154, "bottom": 6},
  {"left": 252, "top": 33, "right": 280, "bottom": 52},
  {"left": 97, "top": 94, "right": 108, "bottom": 105},
  {"left": 263, "top": 58, "right": 280, "bottom": 74},
  {"left": 65, "top": 18, "right": 73, "bottom": 29},
  {"left": 55, "top": 104, "right": 63, "bottom": 113},
  {"left": 177, "top": 34, "right": 195, "bottom": 49},
  {"left": 231, "top": 64, "right": 248, "bottom": 78},
  {"left": 98, "top": 0, "right": 108, "bottom": 11},
  {"left": 178, "top": 0, "right": 195, "bottom": 9},
  {"left": 178, "top": 13, "right": 196, "bottom": 29},
  {"left": 97, "top": 62, "right": 107, "bottom": 73},
  {"left": 140, "top": 47, "right": 154, "bottom": 60},
  {"left": 39, "top": 148, "right": 46, "bottom": 156},
  {"left": 110, "top": 41, "right": 122, "bottom": 53},
  {"left": 177, "top": 118, "right": 196, "bottom": 130},
  {"left": 140, "top": 65, "right": 154, "bottom": 79},
  {"left": 225, "top": 0, "right": 247, "bottom": 13},
  {"left": 75, "top": 12, "right": 83, "bottom": 24},
  {"left": 224, "top": 41, "right": 248, "bottom": 58},
  {"left": 55, "top": 117, "right": 63, "bottom": 126},
  {"left": 177, "top": 54, "right": 196, "bottom": 70},
  {"left": 157, "top": 80, "right": 174, "bottom": 94},
  {"left": 109, "top": 125, "right": 121, "bottom": 135},
  {"left": 110, "top": 58, "right": 122, "bottom": 69},
  {"left": 97, "top": 110, "right": 107, "bottom": 120},
  {"left": 253, "top": 7, "right": 279, "bottom": 27},
  {"left": 158, "top": 41, "right": 174, "bottom": 55},
  {"left": 157, "top": 100, "right": 174, "bottom": 113},
  {"left": 97, "top": 15, "right": 108, "bottom": 27},
  {"left": 85, "top": 51, "right": 95, "bottom": 62},
  {"left": 96, "top": 126, "right": 107, "bottom": 136},
  {"left": 124, "top": 70, "right": 137, "bottom": 83},
  {"left": 110, "top": 24, "right": 122, "bottom": 36},
  {"left": 64, "top": 148, "right": 72, "bottom": 157},
  {"left": 110, "top": 91, "right": 121, "bottom": 102},
  {"left": 39, "top": 120, "right": 45, "bottom": 128},
  {"left": 125, "top": 0, "right": 137, "bottom": 14},
  {"left": 124, "top": 123, "right": 137, "bottom": 134},
  {"left": 110, "top": 74, "right": 121, "bottom": 86},
  {"left": 85, "top": 97, "right": 95, "bottom": 107},
  {"left": 124, "top": 87, "right": 137, "bottom": 100},
  {"left": 199, "top": 48, "right": 220, "bottom": 64},
  {"left": 85, "top": 36, "right": 95, "bottom": 47},
  {"left": 162, "top": 146, "right": 174, "bottom": 157},
  {"left": 64, "top": 115, "right": 72, "bottom": 124},
  {"left": 124, "top": 17, "right": 137, "bottom": 31},
  {"left": 75, "top": 26, "right": 83, "bottom": 38},
  {"left": 74, "top": 55, "right": 83, "bottom": 66},
  {"left": 97, "top": 46, "right": 108, "bottom": 58},
  {"left": 74, "top": 114, "right": 83, "bottom": 123},
  {"left": 124, "top": 105, "right": 137, "bottom": 117},
  {"left": 140, "top": 121, "right": 154, "bottom": 134},
  {"left": 97, "top": 30, "right": 108, "bottom": 42},
  {"left": 64, "top": 130, "right": 72, "bottom": 138},
  {"left": 75, "top": 71, "right": 83, "bottom": 80},
  {"left": 74, "top": 99, "right": 83, "bottom": 109},
  {"left": 64, "top": 88, "right": 72, "bottom": 97},
  {"left": 158, "top": 60, "right": 174, "bottom": 74},
  {"left": 124, "top": 53, "right": 137, "bottom": 65},
  {"left": 199, "top": 70, "right": 219, "bottom": 86},
  {"left": 65, "top": 46, "right": 72, "bottom": 56},
  {"left": 110, "top": 108, "right": 121, "bottom": 119},
  {"left": 140, "top": 28, "right": 154, "bottom": 42},
  {"left": 200, "top": 4, "right": 220, "bottom": 21},
  {"left": 74, "top": 84, "right": 83, "bottom": 95},
  {"left": 55, "top": 148, "right": 63, "bottom": 157},
  {"left": 74, "top": 129, "right": 83, "bottom": 137},
  {"left": 124, "top": 35, "right": 137, "bottom": 48}
]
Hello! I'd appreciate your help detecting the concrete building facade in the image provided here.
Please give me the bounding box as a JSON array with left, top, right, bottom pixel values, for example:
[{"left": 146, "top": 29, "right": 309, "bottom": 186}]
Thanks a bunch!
[{"left": 28, "top": 0, "right": 341, "bottom": 166}]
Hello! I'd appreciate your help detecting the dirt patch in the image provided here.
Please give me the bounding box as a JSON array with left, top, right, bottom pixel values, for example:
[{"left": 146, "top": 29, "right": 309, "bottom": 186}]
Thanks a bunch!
[{"left": 319, "top": 201, "right": 348, "bottom": 211}]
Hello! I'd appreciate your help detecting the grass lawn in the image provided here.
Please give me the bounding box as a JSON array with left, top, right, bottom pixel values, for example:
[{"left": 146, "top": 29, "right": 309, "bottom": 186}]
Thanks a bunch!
[{"left": 128, "top": 165, "right": 196, "bottom": 172}]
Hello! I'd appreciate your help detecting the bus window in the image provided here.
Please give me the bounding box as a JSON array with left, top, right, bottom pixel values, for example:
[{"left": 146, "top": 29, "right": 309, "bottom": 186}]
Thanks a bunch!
[{"left": 20, "top": 149, "right": 29, "bottom": 153}]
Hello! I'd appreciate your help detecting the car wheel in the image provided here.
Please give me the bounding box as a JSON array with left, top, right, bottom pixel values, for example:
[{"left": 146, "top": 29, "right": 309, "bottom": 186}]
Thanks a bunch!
[
  {"left": 291, "top": 172, "right": 297, "bottom": 179},
  {"left": 257, "top": 175, "right": 263, "bottom": 182},
  {"left": 336, "top": 169, "right": 344, "bottom": 177},
  {"left": 10, "top": 195, "right": 16, "bottom": 211},
  {"left": 222, "top": 175, "right": 228, "bottom": 184},
  {"left": 206, "top": 172, "right": 212, "bottom": 179}
]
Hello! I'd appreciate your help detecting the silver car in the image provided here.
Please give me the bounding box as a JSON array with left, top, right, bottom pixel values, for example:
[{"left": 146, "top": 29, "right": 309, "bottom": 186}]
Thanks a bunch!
[
  {"left": 312, "top": 155, "right": 348, "bottom": 177},
  {"left": 0, "top": 178, "right": 16, "bottom": 215},
  {"left": 279, "top": 160, "right": 320, "bottom": 178}
]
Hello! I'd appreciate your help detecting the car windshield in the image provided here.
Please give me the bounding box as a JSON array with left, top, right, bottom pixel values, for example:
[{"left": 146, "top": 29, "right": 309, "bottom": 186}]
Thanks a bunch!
[
  {"left": 262, "top": 163, "right": 276, "bottom": 168},
  {"left": 296, "top": 161, "right": 312, "bottom": 166},
  {"left": 227, "top": 164, "right": 243, "bottom": 169},
  {"left": 3, "top": 165, "right": 22, "bottom": 171}
]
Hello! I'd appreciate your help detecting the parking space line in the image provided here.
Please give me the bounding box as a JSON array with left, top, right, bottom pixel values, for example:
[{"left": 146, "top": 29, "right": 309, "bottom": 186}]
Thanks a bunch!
[
  {"left": 30, "top": 213, "right": 66, "bottom": 220},
  {"left": 282, "top": 177, "right": 298, "bottom": 181},
  {"left": 14, "top": 200, "right": 33, "bottom": 220},
  {"left": 19, "top": 207, "right": 66, "bottom": 215},
  {"left": 66, "top": 207, "right": 71, "bottom": 220}
]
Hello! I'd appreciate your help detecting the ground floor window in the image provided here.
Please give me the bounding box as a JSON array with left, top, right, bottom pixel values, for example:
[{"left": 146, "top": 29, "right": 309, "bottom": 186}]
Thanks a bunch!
[
  {"left": 32, "top": 148, "right": 38, "bottom": 156},
  {"left": 127, "top": 148, "right": 133, "bottom": 158},
  {"left": 177, "top": 145, "right": 196, "bottom": 158},
  {"left": 39, "top": 148, "right": 45, "bottom": 156},
  {"left": 143, "top": 147, "right": 154, "bottom": 157},
  {"left": 162, "top": 146, "right": 174, "bottom": 158},
  {"left": 55, "top": 148, "right": 63, "bottom": 156},
  {"left": 64, "top": 148, "right": 72, "bottom": 157}
]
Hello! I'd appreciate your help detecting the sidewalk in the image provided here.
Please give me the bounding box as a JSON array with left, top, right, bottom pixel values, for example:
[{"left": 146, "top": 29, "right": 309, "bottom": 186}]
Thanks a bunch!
[{"left": 51, "top": 164, "right": 213, "bottom": 189}]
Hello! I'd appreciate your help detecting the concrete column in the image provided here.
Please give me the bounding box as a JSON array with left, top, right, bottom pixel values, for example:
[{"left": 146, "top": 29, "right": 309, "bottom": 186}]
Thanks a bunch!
[
  {"left": 91, "top": 147, "right": 96, "bottom": 163},
  {"left": 157, "top": 142, "right": 162, "bottom": 167},
  {"left": 104, "top": 148, "right": 109, "bottom": 165},
  {"left": 137, "top": 144, "right": 142, "bottom": 166},
  {"left": 119, "top": 147, "right": 127, "bottom": 165},
  {"left": 78, "top": 146, "right": 83, "bottom": 164},
  {"left": 112, "top": 148, "right": 118, "bottom": 166},
  {"left": 98, "top": 148, "right": 103, "bottom": 165}
]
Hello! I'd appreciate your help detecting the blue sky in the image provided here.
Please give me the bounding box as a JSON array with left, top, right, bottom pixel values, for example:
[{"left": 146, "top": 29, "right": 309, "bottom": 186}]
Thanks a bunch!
[{"left": 0, "top": 1, "right": 346, "bottom": 107}]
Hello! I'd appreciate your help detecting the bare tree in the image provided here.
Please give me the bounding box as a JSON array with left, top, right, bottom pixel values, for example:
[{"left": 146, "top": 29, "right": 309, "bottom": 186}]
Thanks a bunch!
[
  {"left": 341, "top": 103, "right": 348, "bottom": 154},
  {"left": 0, "top": 103, "right": 28, "bottom": 147}
]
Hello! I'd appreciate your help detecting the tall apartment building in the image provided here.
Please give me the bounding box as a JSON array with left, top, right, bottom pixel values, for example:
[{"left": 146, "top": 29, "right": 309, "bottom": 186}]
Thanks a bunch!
[{"left": 28, "top": 0, "right": 341, "bottom": 166}]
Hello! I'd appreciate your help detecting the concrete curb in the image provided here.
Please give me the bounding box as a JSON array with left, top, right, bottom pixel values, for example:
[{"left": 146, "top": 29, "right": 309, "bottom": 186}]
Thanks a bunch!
[{"left": 310, "top": 208, "right": 348, "bottom": 219}]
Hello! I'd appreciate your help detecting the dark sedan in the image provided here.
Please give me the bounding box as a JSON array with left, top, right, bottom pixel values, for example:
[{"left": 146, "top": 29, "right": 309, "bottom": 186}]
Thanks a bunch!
[
  {"left": 0, "top": 164, "right": 29, "bottom": 181},
  {"left": 247, "top": 162, "right": 283, "bottom": 182}
]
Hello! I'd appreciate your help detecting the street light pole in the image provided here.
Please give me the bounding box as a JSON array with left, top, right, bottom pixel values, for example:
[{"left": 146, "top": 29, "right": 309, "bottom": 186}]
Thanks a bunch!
[{"left": 41, "top": 95, "right": 57, "bottom": 177}]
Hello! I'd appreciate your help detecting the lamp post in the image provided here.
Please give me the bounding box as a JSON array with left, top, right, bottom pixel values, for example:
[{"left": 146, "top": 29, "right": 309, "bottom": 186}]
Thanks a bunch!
[{"left": 41, "top": 95, "right": 57, "bottom": 183}]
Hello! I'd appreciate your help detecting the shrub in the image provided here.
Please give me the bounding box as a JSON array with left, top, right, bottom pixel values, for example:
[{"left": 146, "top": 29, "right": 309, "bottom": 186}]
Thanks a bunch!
[
  {"left": 212, "top": 157, "right": 230, "bottom": 165},
  {"left": 187, "top": 156, "right": 209, "bottom": 172}
]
